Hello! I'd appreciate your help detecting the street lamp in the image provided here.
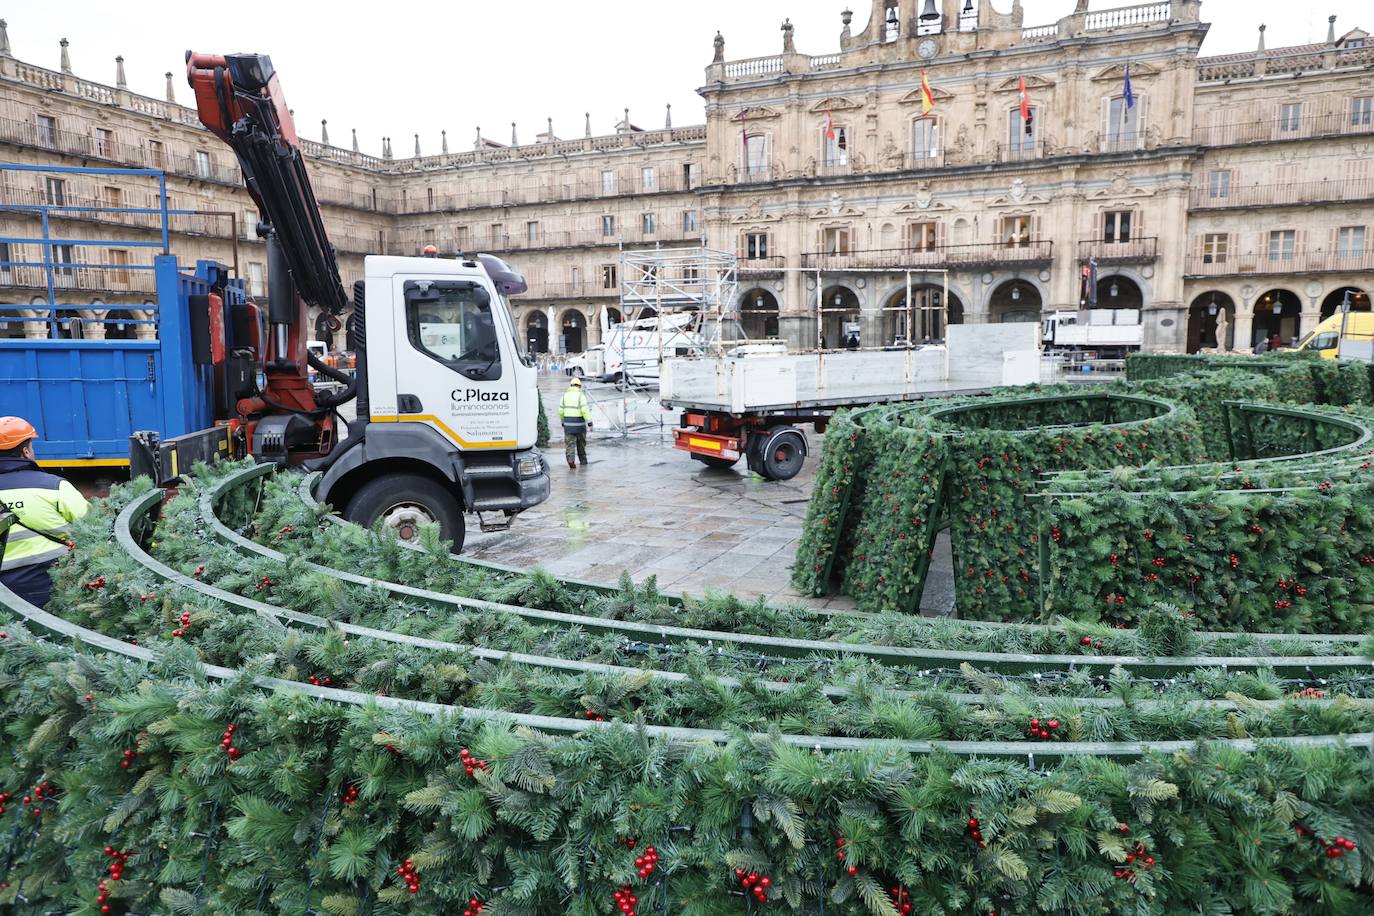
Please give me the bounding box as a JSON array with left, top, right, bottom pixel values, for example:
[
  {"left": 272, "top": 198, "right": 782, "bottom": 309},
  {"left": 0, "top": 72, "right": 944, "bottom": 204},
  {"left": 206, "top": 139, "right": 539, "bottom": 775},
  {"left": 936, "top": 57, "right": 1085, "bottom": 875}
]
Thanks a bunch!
[{"left": 1011, "top": 285, "right": 1021, "bottom": 301}]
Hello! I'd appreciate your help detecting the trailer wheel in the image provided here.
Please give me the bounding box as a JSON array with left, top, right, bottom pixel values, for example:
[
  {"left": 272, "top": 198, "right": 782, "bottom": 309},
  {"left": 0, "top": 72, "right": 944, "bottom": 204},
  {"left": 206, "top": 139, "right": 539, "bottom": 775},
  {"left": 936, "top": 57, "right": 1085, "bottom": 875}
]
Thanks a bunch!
[
  {"left": 691, "top": 453, "right": 739, "bottom": 470},
  {"left": 752, "top": 427, "right": 807, "bottom": 481},
  {"left": 345, "top": 473, "right": 466, "bottom": 553}
]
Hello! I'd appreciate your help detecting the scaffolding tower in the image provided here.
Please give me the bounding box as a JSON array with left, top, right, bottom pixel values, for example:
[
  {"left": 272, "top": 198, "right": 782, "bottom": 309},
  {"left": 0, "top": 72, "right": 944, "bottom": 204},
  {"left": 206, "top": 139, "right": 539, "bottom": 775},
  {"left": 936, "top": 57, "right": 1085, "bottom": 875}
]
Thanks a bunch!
[{"left": 618, "top": 246, "right": 739, "bottom": 355}]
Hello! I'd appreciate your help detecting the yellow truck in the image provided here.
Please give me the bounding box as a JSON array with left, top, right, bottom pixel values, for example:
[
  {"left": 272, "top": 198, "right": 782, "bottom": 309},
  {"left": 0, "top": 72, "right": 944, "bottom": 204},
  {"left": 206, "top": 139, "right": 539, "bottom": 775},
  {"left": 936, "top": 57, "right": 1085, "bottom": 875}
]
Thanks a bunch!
[{"left": 1294, "top": 310, "right": 1374, "bottom": 360}]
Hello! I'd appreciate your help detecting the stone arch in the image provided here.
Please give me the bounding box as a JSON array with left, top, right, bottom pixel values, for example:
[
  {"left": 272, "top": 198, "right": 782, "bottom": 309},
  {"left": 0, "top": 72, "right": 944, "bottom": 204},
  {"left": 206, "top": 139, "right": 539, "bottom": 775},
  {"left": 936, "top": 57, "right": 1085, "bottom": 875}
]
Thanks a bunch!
[
  {"left": 738, "top": 287, "right": 780, "bottom": 339},
  {"left": 558, "top": 306, "right": 587, "bottom": 353},
  {"left": 876, "top": 282, "right": 966, "bottom": 344},
  {"left": 819, "top": 284, "right": 861, "bottom": 349},
  {"left": 1093, "top": 273, "right": 1146, "bottom": 311},
  {"left": 135, "top": 301, "right": 157, "bottom": 340},
  {"left": 1320, "top": 286, "right": 1370, "bottom": 320},
  {"left": 524, "top": 310, "right": 549, "bottom": 354},
  {"left": 878, "top": 221, "right": 898, "bottom": 251},
  {"left": 1254, "top": 288, "right": 1303, "bottom": 348},
  {"left": 988, "top": 278, "right": 1045, "bottom": 324},
  {"left": 1186, "top": 291, "right": 1236, "bottom": 353}
]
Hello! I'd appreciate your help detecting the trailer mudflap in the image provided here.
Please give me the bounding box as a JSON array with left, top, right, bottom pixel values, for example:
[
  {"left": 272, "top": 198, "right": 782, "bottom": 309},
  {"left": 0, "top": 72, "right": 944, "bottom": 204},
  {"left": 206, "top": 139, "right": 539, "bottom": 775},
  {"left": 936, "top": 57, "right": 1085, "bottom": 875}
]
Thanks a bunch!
[{"left": 671, "top": 427, "right": 742, "bottom": 462}]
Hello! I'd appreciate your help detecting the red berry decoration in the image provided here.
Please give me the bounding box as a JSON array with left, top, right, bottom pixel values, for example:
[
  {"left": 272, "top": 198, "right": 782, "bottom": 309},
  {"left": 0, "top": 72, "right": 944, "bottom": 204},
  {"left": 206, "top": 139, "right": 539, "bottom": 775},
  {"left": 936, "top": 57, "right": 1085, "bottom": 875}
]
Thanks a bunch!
[
  {"left": 459, "top": 747, "right": 491, "bottom": 778},
  {"left": 396, "top": 858, "right": 421, "bottom": 894},
  {"left": 220, "top": 722, "right": 242, "bottom": 765},
  {"left": 342, "top": 784, "right": 360, "bottom": 806}
]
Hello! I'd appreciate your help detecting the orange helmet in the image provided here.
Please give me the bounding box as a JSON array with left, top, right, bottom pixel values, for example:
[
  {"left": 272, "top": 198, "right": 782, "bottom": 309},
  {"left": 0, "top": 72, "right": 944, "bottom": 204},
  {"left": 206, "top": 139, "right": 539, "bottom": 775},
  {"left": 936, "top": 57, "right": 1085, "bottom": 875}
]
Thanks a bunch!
[{"left": 0, "top": 416, "right": 37, "bottom": 450}]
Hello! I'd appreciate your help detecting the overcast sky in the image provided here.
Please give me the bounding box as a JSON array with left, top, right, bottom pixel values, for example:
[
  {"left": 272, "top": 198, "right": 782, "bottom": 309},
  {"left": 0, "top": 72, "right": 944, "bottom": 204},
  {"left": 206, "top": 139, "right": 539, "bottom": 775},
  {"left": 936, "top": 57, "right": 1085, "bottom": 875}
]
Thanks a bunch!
[{"left": 7, "top": 0, "right": 1368, "bottom": 157}]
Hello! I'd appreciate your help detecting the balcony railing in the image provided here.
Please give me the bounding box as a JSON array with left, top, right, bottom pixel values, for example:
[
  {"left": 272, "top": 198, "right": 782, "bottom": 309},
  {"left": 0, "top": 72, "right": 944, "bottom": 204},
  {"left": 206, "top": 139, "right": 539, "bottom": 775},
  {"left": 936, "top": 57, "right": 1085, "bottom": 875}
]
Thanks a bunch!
[
  {"left": 1188, "top": 176, "right": 1374, "bottom": 210},
  {"left": 736, "top": 255, "right": 787, "bottom": 272},
  {"left": 393, "top": 224, "right": 701, "bottom": 256},
  {"left": 1183, "top": 248, "right": 1374, "bottom": 277},
  {"left": 994, "top": 138, "right": 1050, "bottom": 163},
  {"left": 801, "top": 240, "right": 1054, "bottom": 270},
  {"left": 1198, "top": 41, "right": 1374, "bottom": 82},
  {"left": 1193, "top": 111, "right": 1374, "bottom": 147},
  {"left": 391, "top": 171, "right": 700, "bottom": 215},
  {"left": 1084, "top": 1, "right": 1171, "bottom": 30},
  {"left": 523, "top": 282, "right": 619, "bottom": 300},
  {"left": 1077, "top": 237, "right": 1159, "bottom": 263}
]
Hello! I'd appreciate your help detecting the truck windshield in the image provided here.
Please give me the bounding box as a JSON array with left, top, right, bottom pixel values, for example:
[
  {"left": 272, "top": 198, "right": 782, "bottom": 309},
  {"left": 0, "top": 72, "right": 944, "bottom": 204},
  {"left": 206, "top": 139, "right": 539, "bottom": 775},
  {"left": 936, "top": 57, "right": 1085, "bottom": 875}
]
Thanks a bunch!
[{"left": 404, "top": 282, "right": 502, "bottom": 380}]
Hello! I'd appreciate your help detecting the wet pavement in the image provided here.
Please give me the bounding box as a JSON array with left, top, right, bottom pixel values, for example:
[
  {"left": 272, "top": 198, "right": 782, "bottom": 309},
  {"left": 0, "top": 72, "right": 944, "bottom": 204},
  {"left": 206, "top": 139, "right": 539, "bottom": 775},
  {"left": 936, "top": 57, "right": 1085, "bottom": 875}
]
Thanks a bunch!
[{"left": 464, "top": 373, "right": 957, "bottom": 612}]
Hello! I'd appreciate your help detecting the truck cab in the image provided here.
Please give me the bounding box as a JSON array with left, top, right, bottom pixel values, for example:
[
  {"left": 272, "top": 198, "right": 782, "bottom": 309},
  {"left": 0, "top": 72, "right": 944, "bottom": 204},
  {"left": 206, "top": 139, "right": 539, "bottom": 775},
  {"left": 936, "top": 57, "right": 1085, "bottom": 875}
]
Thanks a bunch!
[{"left": 314, "top": 252, "right": 549, "bottom": 551}]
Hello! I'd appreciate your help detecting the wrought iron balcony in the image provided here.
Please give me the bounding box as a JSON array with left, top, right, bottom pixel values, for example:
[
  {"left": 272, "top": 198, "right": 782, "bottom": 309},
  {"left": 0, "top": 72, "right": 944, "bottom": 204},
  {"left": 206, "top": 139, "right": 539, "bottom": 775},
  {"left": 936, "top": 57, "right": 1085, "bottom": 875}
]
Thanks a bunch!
[
  {"left": 1077, "top": 237, "right": 1158, "bottom": 264},
  {"left": 1188, "top": 177, "right": 1374, "bottom": 210},
  {"left": 1183, "top": 248, "right": 1374, "bottom": 277},
  {"left": 800, "top": 240, "right": 1054, "bottom": 271}
]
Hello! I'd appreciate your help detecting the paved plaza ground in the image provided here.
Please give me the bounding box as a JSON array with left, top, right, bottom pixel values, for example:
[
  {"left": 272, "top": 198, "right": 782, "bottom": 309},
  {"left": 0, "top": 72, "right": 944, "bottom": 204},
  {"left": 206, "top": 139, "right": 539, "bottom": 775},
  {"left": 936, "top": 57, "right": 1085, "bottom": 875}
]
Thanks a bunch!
[{"left": 462, "top": 373, "right": 957, "bottom": 612}]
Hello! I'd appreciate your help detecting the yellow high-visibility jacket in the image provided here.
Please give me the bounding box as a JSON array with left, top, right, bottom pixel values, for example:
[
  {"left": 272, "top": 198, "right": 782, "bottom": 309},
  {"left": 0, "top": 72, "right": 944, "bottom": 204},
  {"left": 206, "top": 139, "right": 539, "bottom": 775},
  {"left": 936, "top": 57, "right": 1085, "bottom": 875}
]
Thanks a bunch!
[
  {"left": 558, "top": 387, "right": 592, "bottom": 423},
  {"left": 0, "top": 457, "right": 89, "bottom": 573}
]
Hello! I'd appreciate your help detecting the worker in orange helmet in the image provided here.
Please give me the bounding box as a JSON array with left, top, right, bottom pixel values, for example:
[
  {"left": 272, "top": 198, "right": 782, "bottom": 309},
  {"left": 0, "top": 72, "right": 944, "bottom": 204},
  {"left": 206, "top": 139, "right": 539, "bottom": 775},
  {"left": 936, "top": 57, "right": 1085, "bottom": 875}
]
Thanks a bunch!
[
  {"left": 422, "top": 244, "right": 439, "bottom": 258},
  {"left": 0, "top": 417, "right": 89, "bottom": 608}
]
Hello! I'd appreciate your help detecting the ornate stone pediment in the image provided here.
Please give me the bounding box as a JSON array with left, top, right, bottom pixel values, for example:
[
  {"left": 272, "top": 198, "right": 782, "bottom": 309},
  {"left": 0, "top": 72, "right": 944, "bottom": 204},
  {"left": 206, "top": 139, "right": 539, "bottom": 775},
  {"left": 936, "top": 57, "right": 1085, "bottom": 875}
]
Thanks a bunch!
[
  {"left": 897, "top": 84, "right": 955, "bottom": 106},
  {"left": 732, "top": 106, "right": 782, "bottom": 122},
  {"left": 808, "top": 96, "right": 864, "bottom": 113},
  {"left": 993, "top": 74, "right": 1055, "bottom": 93},
  {"left": 1090, "top": 61, "right": 1161, "bottom": 82},
  {"left": 894, "top": 196, "right": 952, "bottom": 213},
  {"left": 1086, "top": 171, "right": 1153, "bottom": 200},
  {"left": 808, "top": 206, "right": 865, "bottom": 219}
]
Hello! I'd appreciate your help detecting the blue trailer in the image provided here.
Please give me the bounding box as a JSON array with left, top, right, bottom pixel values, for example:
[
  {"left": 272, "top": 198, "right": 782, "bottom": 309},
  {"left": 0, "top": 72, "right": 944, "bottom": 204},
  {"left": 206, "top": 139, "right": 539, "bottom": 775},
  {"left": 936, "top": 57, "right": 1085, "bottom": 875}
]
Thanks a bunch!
[{"left": 0, "top": 164, "right": 243, "bottom": 471}]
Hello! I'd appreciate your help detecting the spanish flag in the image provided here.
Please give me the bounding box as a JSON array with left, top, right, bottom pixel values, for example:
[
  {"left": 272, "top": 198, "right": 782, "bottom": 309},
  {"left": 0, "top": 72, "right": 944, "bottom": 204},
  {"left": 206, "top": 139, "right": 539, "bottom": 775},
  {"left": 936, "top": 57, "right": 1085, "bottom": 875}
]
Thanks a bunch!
[{"left": 920, "top": 71, "right": 936, "bottom": 115}]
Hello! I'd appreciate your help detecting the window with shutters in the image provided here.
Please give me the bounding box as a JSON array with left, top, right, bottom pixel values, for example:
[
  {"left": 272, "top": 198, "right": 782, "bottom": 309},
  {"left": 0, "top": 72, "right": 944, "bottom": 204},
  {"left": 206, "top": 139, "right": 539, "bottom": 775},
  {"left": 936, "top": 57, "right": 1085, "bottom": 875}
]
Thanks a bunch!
[
  {"left": 682, "top": 162, "right": 699, "bottom": 188},
  {"left": 195, "top": 150, "right": 212, "bottom": 178},
  {"left": 1208, "top": 170, "right": 1231, "bottom": 199},
  {"left": 1202, "top": 233, "right": 1228, "bottom": 264},
  {"left": 95, "top": 127, "right": 113, "bottom": 157},
  {"left": 102, "top": 186, "right": 122, "bottom": 211},
  {"left": 744, "top": 232, "right": 769, "bottom": 259},
  {"left": 44, "top": 177, "right": 65, "bottom": 207},
  {"left": 526, "top": 221, "right": 539, "bottom": 242},
  {"left": 1105, "top": 96, "right": 1141, "bottom": 149},
  {"left": 146, "top": 139, "right": 164, "bottom": 168},
  {"left": 822, "top": 227, "right": 851, "bottom": 255},
  {"left": 911, "top": 118, "right": 939, "bottom": 162},
  {"left": 1104, "top": 211, "right": 1132, "bottom": 243},
  {"left": 1279, "top": 102, "right": 1302, "bottom": 132},
  {"left": 109, "top": 249, "right": 129, "bottom": 287},
  {"left": 601, "top": 215, "right": 616, "bottom": 237},
  {"left": 641, "top": 167, "right": 656, "bottom": 191},
  {"left": 743, "top": 134, "right": 769, "bottom": 177},
  {"left": 601, "top": 264, "right": 617, "bottom": 289},
  {"left": 1000, "top": 215, "right": 1033, "bottom": 248},
  {"left": 1007, "top": 108, "right": 1037, "bottom": 156},
  {"left": 247, "top": 262, "right": 265, "bottom": 297},
  {"left": 1268, "top": 229, "right": 1296, "bottom": 261},
  {"left": 642, "top": 213, "right": 656, "bottom": 235},
  {"left": 454, "top": 226, "right": 469, "bottom": 250},
  {"left": 909, "top": 222, "right": 938, "bottom": 252},
  {"left": 1352, "top": 96, "right": 1374, "bottom": 127},
  {"left": 53, "top": 243, "right": 75, "bottom": 278},
  {"left": 823, "top": 126, "right": 849, "bottom": 167},
  {"left": 36, "top": 114, "right": 56, "bottom": 148},
  {"left": 601, "top": 170, "right": 617, "bottom": 195},
  {"left": 1337, "top": 226, "right": 1366, "bottom": 258},
  {"left": 682, "top": 210, "right": 698, "bottom": 233}
]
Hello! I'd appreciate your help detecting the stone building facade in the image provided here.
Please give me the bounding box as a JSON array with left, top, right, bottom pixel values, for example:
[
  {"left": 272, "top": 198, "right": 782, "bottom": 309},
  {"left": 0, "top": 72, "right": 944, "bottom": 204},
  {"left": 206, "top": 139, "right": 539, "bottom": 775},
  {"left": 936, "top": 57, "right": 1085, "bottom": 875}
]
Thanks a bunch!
[{"left": 0, "top": 1, "right": 1370, "bottom": 353}]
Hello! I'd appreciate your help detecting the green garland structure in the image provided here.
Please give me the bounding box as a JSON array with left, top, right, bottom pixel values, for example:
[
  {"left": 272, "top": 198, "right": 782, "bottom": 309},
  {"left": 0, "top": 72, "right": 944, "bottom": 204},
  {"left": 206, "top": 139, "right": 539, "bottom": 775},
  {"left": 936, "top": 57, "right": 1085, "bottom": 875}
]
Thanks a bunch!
[
  {"left": 2, "top": 351, "right": 1374, "bottom": 912},
  {"left": 794, "top": 356, "right": 1374, "bottom": 634}
]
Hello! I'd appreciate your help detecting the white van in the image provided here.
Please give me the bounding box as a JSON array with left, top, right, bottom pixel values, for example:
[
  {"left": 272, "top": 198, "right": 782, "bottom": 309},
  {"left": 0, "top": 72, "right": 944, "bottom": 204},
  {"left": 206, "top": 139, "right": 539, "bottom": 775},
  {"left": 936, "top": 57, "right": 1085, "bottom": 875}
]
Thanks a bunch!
[{"left": 599, "top": 311, "right": 706, "bottom": 384}]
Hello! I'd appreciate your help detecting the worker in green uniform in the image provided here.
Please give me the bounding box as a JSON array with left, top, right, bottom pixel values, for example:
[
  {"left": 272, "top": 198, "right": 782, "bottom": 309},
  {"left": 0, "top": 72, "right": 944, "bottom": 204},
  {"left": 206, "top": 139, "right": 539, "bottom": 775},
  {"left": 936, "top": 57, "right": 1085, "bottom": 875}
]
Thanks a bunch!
[
  {"left": 0, "top": 417, "right": 89, "bottom": 608},
  {"left": 557, "top": 377, "right": 593, "bottom": 469}
]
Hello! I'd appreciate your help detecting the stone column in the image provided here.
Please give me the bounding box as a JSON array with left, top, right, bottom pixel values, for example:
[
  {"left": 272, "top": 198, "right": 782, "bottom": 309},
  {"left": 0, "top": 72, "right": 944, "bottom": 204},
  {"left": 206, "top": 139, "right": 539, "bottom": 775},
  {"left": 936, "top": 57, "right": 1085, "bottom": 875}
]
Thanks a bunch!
[{"left": 1233, "top": 293, "right": 1254, "bottom": 351}]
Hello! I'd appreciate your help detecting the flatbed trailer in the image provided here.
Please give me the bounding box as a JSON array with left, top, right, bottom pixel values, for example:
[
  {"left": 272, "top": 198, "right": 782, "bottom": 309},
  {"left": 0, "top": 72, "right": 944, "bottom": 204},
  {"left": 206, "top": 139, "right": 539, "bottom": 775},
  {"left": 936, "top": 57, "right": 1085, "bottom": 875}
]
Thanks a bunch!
[{"left": 661, "top": 324, "right": 1040, "bottom": 479}]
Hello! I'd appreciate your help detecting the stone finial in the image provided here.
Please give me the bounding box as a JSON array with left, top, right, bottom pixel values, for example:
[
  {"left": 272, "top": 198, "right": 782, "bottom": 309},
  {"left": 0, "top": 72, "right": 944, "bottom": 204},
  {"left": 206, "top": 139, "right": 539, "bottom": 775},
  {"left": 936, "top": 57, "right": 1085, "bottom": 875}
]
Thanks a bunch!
[
  {"left": 115, "top": 55, "right": 127, "bottom": 89},
  {"left": 321, "top": 119, "right": 329, "bottom": 146},
  {"left": 383, "top": 137, "right": 392, "bottom": 159},
  {"left": 841, "top": 8, "right": 853, "bottom": 40},
  {"left": 623, "top": 107, "right": 630, "bottom": 132},
  {"left": 351, "top": 128, "right": 359, "bottom": 152},
  {"left": 712, "top": 30, "right": 725, "bottom": 63},
  {"left": 474, "top": 126, "right": 482, "bottom": 149},
  {"left": 59, "top": 38, "right": 72, "bottom": 74},
  {"left": 546, "top": 117, "right": 554, "bottom": 141},
  {"left": 781, "top": 18, "right": 795, "bottom": 53},
  {"left": 585, "top": 112, "right": 592, "bottom": 138},
  {"left": 665, "top": 103, "right": 672, "bottom": 129},
  {"left": 414, "top": 133, "right": 421, "bottom": 156},
  {"left": 1328, "top": 15, "right": 1337, "bottom": 45},
  {"left": 511, "top": 122, "right": 518, "bottom": 145},
  {"left": 165, "top": 71, "right": 175, "bottom": 103},
  {"left": 0, "top": 21, "right": 13, "bottom": 58},
  {"left": 441, "top": 129, "right": 448, "bottom": 154},
  {"left": 1257, "top": 23, "right": 1266, "bottom": 52}
]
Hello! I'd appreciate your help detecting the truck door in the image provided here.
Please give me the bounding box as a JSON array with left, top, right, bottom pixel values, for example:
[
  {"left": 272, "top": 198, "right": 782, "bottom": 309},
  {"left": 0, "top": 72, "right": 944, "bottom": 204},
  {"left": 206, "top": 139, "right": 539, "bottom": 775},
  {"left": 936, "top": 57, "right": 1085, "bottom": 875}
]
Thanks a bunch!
[{"left": 391, "top": 278, "right": 518, "bottom": 450}]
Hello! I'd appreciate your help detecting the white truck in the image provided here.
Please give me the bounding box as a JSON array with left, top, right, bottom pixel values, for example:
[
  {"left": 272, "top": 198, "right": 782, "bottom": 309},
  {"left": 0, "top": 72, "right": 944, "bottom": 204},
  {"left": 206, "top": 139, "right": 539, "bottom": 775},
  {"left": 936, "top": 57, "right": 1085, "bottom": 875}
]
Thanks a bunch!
[
  {"left": 597, "top": 311, "right": 707, "bottom": 384},
  {"left": 661, "top": 324, "right": 1041, "bottom": 480},
  {"left": 1042, "top": 308, "right": 1143, "bottom": 357}
]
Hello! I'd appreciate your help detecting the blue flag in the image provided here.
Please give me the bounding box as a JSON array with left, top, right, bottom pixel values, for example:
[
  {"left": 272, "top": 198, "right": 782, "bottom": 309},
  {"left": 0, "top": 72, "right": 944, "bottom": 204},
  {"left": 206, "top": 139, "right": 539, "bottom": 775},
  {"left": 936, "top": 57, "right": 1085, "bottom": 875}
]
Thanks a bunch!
[{"left": 1123, "top": 63, "right": 1135, "bottom": 110}]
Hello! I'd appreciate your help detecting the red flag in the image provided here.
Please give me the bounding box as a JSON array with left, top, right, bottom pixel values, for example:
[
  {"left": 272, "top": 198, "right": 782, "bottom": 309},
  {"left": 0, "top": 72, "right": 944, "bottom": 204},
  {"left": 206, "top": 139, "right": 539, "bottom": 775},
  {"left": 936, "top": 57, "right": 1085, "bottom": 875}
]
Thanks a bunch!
[
  {"left": 1019, "top": 75, "right": 1033, "bottom": 134},
  {"left": 920, "top": 71, "right": 936, "bottom": 116},
  {"left": 825, "top": 109, "right": 835, "bottom": 140}
]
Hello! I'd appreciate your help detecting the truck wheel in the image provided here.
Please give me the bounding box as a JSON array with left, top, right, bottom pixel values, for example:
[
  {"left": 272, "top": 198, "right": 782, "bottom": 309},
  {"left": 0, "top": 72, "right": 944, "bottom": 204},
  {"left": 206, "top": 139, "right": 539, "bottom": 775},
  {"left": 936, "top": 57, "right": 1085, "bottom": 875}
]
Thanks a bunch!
[
  {"left": 691, "top": 453, "right": 739, "bottom": 470},
  {"left": 344, "top": 473, "right": 466, "bottom": 553},
  {"left": 754, "top": 428, "right": 807, "bottom": 481}
]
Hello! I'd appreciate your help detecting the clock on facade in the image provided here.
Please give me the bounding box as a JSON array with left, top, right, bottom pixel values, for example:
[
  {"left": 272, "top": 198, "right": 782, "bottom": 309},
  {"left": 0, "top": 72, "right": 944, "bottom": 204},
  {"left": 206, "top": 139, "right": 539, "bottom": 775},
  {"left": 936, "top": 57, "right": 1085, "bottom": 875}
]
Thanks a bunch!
[{"left": 917, "top": 38, "right": 939, "bottom": 60}]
